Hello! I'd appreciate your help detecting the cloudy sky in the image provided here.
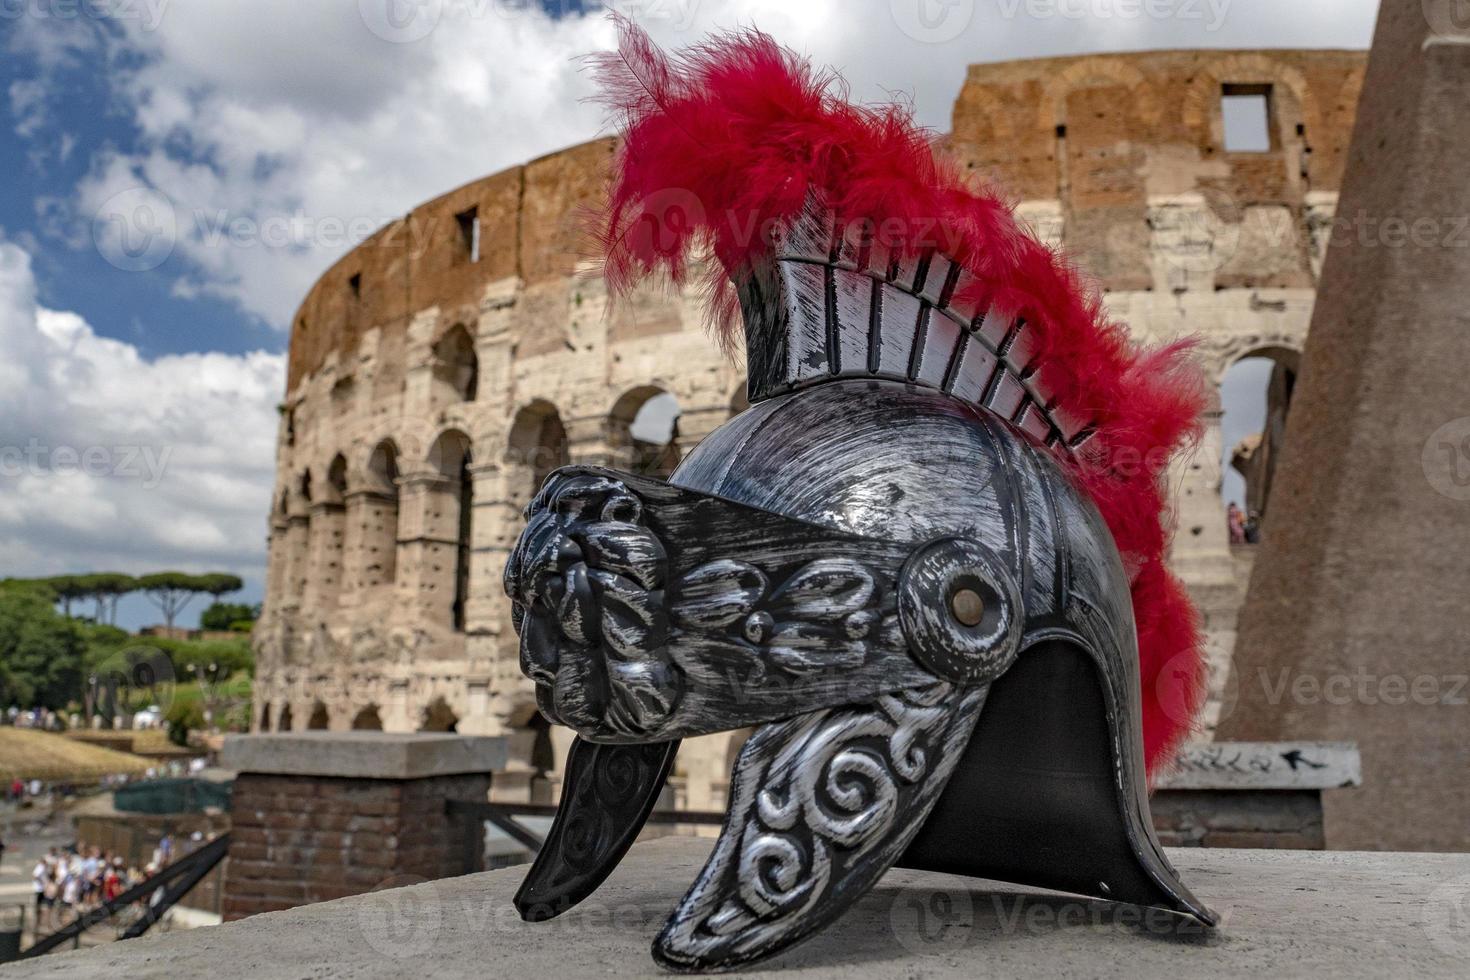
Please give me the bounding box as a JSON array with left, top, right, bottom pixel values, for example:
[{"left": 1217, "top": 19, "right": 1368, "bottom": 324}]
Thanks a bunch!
[{"left": 1, "top": 0, "right": 1381, "bottom": 627}]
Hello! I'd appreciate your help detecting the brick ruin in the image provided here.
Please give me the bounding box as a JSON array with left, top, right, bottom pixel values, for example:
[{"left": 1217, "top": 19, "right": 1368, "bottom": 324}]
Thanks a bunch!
[{"left": 253, "top": 50, "right": 1367, "bottom": 812}]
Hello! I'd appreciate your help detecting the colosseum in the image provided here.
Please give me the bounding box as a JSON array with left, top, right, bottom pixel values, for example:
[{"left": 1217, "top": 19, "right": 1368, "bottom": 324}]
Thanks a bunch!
[{"left": 253, "top": 49, "right": 1367, "bottom": 809}]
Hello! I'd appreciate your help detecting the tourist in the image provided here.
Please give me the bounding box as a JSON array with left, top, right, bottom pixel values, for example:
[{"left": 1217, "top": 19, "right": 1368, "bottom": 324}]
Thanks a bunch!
[
  {"left": 1227, "top": 502, "right": 1246, "bottom": 544},
  {"left": 31, "top": 855, "right": 48, "bottom": 922},
  {"left": 1245, "top": 509, "right": 1262, "bottom": 544},
  {"left": 59, "top": 857, "right": 81, "bottom": 924}
]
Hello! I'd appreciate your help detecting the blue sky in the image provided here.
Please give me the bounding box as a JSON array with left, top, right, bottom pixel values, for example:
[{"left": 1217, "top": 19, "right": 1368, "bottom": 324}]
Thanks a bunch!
[{"left": 0, "top": 1, "right": 1379, "bottom": 628}]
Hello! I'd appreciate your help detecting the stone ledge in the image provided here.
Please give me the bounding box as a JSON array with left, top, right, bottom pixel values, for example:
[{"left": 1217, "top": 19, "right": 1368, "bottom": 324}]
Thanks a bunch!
[
  {"left": 10, "top": 837, "right": 1467, "bottom": 978},
  {"left": 220, "top": 732, "right": 507, "bottom": 780}
]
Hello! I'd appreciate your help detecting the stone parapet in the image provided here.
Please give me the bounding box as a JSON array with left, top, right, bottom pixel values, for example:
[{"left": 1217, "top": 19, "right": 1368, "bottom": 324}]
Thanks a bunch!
[
  {"left": 13, "top": 838, "right": 1468, "bottom": 978},
  {"left": 221, "top": 733, "right": 504, "bottom": 921}
]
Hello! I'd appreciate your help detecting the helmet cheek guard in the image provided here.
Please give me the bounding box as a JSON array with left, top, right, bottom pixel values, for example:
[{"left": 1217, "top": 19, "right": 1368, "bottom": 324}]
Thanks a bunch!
[{"left": 501, "top": 21, "right": 1213, "bottom": 973}]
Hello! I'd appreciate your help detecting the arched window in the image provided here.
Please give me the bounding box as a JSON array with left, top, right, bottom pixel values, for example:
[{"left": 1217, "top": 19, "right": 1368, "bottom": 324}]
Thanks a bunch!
[
  {"left": 259, "top": 701, "right": 273, "bottom": 732},
  {"left": 612, "top": 387, "right": 682, "bottom": 478},
  {"left": 327, "top": 454, "right": 348, "bottom": 501},
  {"left": 279, "top": 703, "right": 294, "bottom": 733},
  {"left": 351, "top": 705, "right": 383, "bottom": 731},
  {"left": 506, "top": 401, "right": 569, "bottom": 515},
  {"left": 432, "top": 324, "right": 478, "bottom": 405},
  {"left": 1221, "top": 347, "right": 1300, "bottom": 543},
  {"left": 420, "top": 696, "right": 460, "bottom": 733},
  {"left": 364, "top": 441, "right": 401, "bottom": 587},
  {"left": 308, "top": 701, "right": 330, "bottom": 730},
  {"left": 430, "top": 429, "right": 475, "bottom": 632}
]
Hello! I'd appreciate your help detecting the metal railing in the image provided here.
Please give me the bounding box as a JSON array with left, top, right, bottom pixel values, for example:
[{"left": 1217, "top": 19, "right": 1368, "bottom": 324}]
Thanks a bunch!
[
  {"left": 17, "top": 834, "right": 231, "bottom": 960},
  {"left": 445, "top": 800, "right": 723, "bottom": 872}
]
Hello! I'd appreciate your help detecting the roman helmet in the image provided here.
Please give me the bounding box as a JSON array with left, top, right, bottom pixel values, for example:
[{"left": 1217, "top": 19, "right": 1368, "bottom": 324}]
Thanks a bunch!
[{"left": 503, "top": 20, "right": 1214, "bottom": 972}]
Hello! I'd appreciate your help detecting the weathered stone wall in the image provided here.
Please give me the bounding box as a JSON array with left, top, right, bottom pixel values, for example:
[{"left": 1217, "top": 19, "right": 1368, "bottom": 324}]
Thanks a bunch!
[{"left": 254, "top": 49, "right": 1367, "bottom": 809}]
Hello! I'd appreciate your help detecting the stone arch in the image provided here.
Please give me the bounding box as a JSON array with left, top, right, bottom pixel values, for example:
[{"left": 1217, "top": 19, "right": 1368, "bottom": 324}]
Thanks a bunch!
[
  {"left": 1039, "top": 56, "right": 1162, "bottom": 130},
  {"left": 351, "top": 704, "right": 384, "bottom": 731},
  {"left": 428, "top": 428, "right": 475, "bottom": 632},
  {"left": 278, "top": 703, "right": 294, "bottom": 732},
  {"left": 1221, "top": 344, "right": 1302, "bottom": 527},
  {"left": 258, "top": 701, "right": 273, "bottom": 732},
  {"left": 431, "top": 323, "right": 478, "bottom": 407},
  {"left": 307, "top": 701, "right": 330, "bottom": 730},
  {"left": 505, "top": 400, "right": 569, "bottom": 514},
  {"left": 325, "top": 454, "right": 349, "bottom": 505},
  {"left": 420, "top": 695, "right": 460, "bottom": 733},
  {"left": 611, "top": 385, "right": 682, "bottom": 478},
  {"left": 361, "top": 440, "right": 401, "bottom": 588}
]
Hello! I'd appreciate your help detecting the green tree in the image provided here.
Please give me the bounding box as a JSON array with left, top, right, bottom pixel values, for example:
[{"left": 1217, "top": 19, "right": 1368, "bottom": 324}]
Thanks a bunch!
[
  {"left": 200, "top": 602, "right": 256, "bottom": 631},
  {"left": 165, "top": 699, "right": 205, "bottom": 746},
  {"left": 196, "top": 573, "right": 245, "bottom": 603},
  {"left": 0, "top": 584, "right": 86, "bottom": 709},
  {"left": 87, "top": 573, "right": 138, "bottom": 625},
  {"left": 43, "top": 574, "right": 89, "bottom": 618},
  {"left": 137, "top": 572, "right": 206, "bottom": 631}
]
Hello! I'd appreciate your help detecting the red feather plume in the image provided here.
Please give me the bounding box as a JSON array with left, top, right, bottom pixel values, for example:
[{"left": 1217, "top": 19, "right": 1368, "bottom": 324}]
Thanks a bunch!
[{"left": 590, "top": 18, "right": 1207, "bottom": 774}]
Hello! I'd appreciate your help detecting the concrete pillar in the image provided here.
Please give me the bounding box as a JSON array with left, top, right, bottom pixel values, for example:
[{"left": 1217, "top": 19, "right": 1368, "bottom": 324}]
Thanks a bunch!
[
  {"left": 220, "top": 733, "right": 506, "bottom": 919},
  {"left": 1218, "top": 0, "right": 1470, "bottom": 850}
]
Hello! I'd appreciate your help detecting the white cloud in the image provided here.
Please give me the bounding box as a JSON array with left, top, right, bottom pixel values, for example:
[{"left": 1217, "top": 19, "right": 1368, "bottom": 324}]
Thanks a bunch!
[
  {"left": 14, "top": 0, "right": 1377, "bottom": 331},
  {"left": 0, "top": 234, "right": 284, "bottom": 589}
]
